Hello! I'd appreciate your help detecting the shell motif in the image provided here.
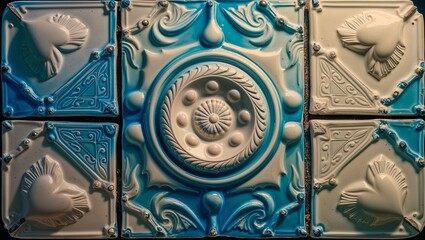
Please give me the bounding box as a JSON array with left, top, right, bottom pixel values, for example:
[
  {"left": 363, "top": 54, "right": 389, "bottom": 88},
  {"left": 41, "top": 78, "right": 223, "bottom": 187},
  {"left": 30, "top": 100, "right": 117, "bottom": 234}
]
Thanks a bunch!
[
  {"left": 22, "top": 14, "right": 88, "bottom": 80},
  {"left": 20, "top": 156, "right": 90, "bottom": 228},
  {"left": 337, "top": 11, "right": 406, "bottom": 80},
  {"left": 338, "top": 155, "right": 407, "bottom": 226}
]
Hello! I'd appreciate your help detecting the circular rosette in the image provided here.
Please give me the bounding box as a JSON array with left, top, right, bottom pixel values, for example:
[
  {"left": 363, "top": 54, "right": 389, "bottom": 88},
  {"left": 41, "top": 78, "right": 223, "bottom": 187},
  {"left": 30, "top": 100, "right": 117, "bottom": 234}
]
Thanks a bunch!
[{"left": 161, "top": 64, "right": 267, "bottom": 175}]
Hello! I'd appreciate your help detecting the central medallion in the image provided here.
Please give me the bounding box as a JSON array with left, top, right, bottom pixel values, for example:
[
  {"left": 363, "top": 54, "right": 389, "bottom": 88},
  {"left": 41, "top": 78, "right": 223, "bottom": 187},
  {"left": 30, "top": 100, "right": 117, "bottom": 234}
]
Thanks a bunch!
[
  {"left": 194, "top": 99, "right": 232, "bottom": 139},
  {"left": 160, "top": 64, "right": 268, "bottom": 175}
]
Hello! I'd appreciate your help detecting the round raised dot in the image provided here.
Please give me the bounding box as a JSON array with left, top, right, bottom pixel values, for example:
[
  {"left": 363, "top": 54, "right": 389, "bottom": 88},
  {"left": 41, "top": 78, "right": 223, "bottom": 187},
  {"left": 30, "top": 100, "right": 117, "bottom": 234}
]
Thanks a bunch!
[
  {"left": 184, "top": 90, "right": 198, "bottom": 105},
  {"left": 185, "top": 134, "right": 200, "bottom": 147},
  {"left": 227, "top": 89, "right": 241, "bottom": 103},
  {"left": 209, "top": 113, "right": 219, "bottom": 123},
  {"left": 238, "top": 110, "right": 251, "bottom": 124},
  {"left": 205, "top": 81, "right": 219, "bottom": 94},
  {"left": 283, "top": 122, "right": 302, "bottom": 144},
  {"left": 207, "top": 144, "right": 222, "bottom": 156},
  {"left": 229, "top": 133, "right": 243, "bottom": 147},
  {"left": 176, "top": 113, "right": 188, "bottom": 127},
  {"left": 126, "top": 91, "right": 145, "bottom": 111},
  {"left": 282, "top": 90, "right": 302, "bottom": 112}
]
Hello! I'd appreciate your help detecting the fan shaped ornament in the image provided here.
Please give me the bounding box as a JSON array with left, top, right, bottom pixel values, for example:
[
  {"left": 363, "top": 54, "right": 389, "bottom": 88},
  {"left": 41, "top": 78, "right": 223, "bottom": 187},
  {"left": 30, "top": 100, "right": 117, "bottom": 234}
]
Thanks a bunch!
[
  {"left": 22, "top": 14, "right": 88, "bottom": 80},
  {"left": 337, "top": 156, "right": 407, "bottom": 226},
  {"left": 337, "top": 9, "right": 415, "bottom": 80},
  {"left": 19, "top": 156, "right": 90, "bottom": 228}
]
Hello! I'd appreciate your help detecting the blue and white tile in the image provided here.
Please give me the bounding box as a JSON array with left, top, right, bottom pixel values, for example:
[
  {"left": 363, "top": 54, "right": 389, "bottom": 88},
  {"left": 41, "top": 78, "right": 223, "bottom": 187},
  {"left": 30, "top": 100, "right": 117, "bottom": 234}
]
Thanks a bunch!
[
  {"left": 310, "top": 119, "right": 425, "bottom": 238},
  {"left": 310, "top": 0, "right": 424, "bottom": 115},
  {"left": 1, "top": 121, "right": 118, "bottom": 238},
  {"left": 121, "top": 0, "right": 305, "bottom": 237},
  {"left": 1, "top": 1, "right": 117, "bottom": 117}
]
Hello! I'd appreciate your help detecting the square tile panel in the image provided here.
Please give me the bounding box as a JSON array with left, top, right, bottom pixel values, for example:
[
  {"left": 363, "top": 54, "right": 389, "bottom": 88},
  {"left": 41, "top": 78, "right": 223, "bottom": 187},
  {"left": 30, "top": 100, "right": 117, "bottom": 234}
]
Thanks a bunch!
[
  {"left": 309, "top": 0, "right": 425, "bottom": 115},
  {"left": 121, "top": 0, "right": 305, "bottom": 237},
  {"left": 1, "top": 1, "right": 117, "bottom": 117},
  {"left": 310, "top": 119, "right": 425, "bottom": 238},
  {"left": 1, "top": 120, "right": 118, "bottom": 238}
]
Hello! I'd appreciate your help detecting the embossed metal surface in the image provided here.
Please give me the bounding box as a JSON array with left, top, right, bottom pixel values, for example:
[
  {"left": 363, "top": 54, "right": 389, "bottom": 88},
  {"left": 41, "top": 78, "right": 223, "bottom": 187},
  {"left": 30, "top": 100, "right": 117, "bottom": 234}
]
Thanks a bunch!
[
  {"left": 1, "top": 1, "right": 117, "bottom": 117},
  {"left": 1, "top": 121, "right": 118, "bottom": 238},
  {"left": 310, "top": 0, "right": 425, "bottom": 115},
  {"left": 121, "top": 0, "right": 305, "bottom": 237},
  {"left": 310, "top": 119, "right": 425, "bottom": 238}
]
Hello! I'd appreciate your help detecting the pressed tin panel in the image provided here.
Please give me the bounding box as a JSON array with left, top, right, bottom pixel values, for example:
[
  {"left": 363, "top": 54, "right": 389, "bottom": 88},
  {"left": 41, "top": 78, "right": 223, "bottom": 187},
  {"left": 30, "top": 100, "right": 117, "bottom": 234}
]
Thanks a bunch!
[
  {"left": 1, "top": 121, "right": 118, "bottom": 238},
  {"left": 121, "top": 0, "right": 305, "bottom": 237},
  {"left": 310, "top": 119, "right": 425, "bottom": 238},
  {"left": 309, "top": 0, "right": 425, "bottom": 115},
  {"left": 1, "top": 1, "right": 117, "bottom": 117}
]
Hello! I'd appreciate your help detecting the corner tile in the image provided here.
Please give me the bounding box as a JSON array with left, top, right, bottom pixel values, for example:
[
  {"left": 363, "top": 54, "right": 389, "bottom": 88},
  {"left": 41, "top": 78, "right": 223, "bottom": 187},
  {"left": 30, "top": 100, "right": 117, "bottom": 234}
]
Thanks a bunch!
[
  {"left": 310, "top": 119, "right": 425, "bottom": 238},
  {"left": 2, "top": 1, "right": 117, "bottom": 117},
  {"left": 310, "top": 0, "right": 424, "bottom": 115},
  {"left": 1, "top": 121, "right": 118, "bottom": 238}
]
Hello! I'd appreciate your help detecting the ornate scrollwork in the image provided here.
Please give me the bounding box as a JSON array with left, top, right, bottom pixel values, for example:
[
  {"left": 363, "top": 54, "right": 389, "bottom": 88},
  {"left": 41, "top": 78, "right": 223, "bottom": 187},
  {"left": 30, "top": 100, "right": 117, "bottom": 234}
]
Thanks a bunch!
[
  {"left": 311, "top": 121, "right": 377, "bottom": 183},
  {"left": 56, "top": 59, "right": 112, "bottom": 113},
  {"left": 319, "top": 58, "right": 375, "bottom": 108},
  {"left": 222, "top": 2, "right": 273, "bottom": 46}
]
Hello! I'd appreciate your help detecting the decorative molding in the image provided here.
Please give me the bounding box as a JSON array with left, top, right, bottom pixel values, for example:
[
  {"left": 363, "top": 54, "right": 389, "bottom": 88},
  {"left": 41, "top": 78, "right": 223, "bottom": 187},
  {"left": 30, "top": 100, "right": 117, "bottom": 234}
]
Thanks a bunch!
[
  {"left": 161, "top": 64, "right": 267, "bottom": 174},
  {"left": 338, "top": 155, "right": 407, "bottom": 226},
  {"left": 337, "top": 9, "right": 416, "bottom": 80}
]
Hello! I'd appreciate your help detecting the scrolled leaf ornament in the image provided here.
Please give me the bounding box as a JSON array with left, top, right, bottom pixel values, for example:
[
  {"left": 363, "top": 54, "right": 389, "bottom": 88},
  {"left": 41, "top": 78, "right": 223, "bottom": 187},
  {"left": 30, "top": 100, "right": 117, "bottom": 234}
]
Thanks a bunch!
[{"left": 161, "top": 64, "right": 268, "bottom": 174}]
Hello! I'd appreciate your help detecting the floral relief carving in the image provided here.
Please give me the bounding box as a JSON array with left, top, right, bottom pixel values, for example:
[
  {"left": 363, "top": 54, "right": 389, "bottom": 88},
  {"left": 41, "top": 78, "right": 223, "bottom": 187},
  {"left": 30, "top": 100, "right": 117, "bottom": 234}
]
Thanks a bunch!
[
  {"left": 194, "top": 99, "right": 232, "bottom": 137},
  {"left": 338, "top": 155, "right": 407, "bottom": 226},
  {"left": 22, "top": 14, "right": 88, "bottom": 80},
  {"left": 161, "top": 64, "right": 267, "bottom": 174},
  {"left": 337, "top": 10, "right": 416, "bottom": 80},
  {"left": 19, "top": 156, "right": 90, "bottom": 228}
]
